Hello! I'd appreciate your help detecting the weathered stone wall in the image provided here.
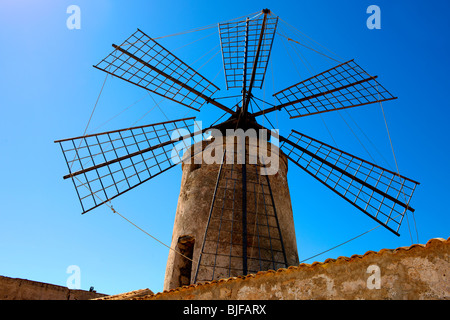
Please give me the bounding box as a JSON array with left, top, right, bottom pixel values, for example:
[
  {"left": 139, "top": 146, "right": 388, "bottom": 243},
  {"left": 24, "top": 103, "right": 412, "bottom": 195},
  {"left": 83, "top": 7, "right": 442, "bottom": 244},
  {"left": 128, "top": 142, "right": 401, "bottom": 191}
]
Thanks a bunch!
[
  {"left": 0, "top": 276, "right": 106, "bottom": 300},
  {"left": 164, "top": 138, "right": 298, "bottom": 291},
  {"left": 147, "top": 238, "right": 449, "bottom": 300}
]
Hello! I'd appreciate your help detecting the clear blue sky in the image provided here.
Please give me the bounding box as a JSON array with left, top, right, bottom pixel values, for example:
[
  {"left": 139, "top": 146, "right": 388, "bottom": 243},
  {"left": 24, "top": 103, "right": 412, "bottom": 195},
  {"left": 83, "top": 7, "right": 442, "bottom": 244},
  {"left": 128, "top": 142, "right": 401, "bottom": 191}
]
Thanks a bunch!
[{"left": 0, "top": 0, "right": 449, "bottom": 296}]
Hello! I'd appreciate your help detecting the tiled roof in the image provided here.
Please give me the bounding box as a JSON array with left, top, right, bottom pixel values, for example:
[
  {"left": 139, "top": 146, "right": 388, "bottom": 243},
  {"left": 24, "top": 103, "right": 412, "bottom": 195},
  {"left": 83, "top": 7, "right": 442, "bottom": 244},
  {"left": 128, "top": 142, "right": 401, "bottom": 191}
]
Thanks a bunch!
[{"left": 95, "top": 288, "right": 153, "bottom": 300}]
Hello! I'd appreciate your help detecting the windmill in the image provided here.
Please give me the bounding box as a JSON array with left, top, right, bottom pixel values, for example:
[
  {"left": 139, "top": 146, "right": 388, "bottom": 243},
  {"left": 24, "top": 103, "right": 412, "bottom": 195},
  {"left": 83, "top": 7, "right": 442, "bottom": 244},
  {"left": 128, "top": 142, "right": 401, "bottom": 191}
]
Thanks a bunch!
[{"left": 55, "top": 9, "right": 419, "bottom": 290}]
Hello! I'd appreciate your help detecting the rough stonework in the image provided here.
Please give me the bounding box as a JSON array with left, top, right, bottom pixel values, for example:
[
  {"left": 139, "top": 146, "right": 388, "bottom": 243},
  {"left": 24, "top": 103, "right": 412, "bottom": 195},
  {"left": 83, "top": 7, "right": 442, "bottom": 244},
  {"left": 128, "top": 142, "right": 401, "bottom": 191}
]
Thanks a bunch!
[
  {"left": 116, "top": 237, "right": 449, "bottom": 300},
  {"left": 0, "top": 276, "right": 106, "bottom": 300},
  {"left": 164, "top": 138, "right": 299, "bottom": 291}
]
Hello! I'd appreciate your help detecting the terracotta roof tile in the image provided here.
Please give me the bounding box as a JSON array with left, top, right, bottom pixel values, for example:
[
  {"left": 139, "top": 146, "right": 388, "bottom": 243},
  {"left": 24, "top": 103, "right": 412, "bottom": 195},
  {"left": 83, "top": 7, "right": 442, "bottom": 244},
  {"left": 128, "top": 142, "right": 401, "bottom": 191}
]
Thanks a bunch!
[{"left": 110, "top": 237, "right": 450, "bottom": 300}]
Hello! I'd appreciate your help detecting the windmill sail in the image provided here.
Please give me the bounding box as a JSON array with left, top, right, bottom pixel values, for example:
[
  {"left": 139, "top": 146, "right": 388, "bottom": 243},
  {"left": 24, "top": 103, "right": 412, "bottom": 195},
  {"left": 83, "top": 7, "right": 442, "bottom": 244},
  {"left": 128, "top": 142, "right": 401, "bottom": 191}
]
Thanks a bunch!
[
  {"left": 219, "top": 11, "right": 278, "bottom": 90},
  {"left": 94, "top": 29, "right": 235, "bottom": 114},
  {"left": 55, "top": 117, "right": 203, "bottom": 214},
  {"left": 280, "top": 129, "right": 419, "bottom": 236},
  {"left": 253, "top": 60, "right": 397, "bottom": 118}
]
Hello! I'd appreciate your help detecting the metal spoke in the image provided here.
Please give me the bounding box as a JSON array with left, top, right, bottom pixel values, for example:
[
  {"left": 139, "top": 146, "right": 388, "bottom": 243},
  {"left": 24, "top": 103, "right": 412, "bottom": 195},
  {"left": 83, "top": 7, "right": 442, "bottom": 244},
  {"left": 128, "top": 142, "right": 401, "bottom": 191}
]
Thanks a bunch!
[
  {"left": 94, "top": 29, "right": 234, "bottom": 113},
  {"left": 219, "top": 11, "right": 278, "bottom": 90},
  {"left": 280, "top": 129, "right": 419, "bottom": 235},
  {"left": 252, "top": 59, "right": 397, "bottom": 118},
  {"left": 55, "top": 117, "right": 202, "bottom": 214}
]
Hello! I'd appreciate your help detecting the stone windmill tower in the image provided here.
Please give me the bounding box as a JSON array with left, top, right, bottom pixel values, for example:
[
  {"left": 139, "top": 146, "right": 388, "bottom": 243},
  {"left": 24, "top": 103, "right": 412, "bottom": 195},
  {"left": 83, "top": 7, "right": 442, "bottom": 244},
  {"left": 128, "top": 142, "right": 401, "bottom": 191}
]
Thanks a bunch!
[
  {"left": 163, "top": 119, "right": 299, "bottom": 290},
  {"left": 55, "top": 9, "right": 419, "bottom": 291}
]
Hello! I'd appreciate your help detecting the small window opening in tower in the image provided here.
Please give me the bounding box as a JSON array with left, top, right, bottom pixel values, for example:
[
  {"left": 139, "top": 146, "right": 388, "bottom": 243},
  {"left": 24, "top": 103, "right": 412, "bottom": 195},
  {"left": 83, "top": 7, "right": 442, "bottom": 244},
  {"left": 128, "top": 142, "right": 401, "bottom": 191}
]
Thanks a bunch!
[{"left": 176, "top": 235, "right": 195, "bottom": 287}]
